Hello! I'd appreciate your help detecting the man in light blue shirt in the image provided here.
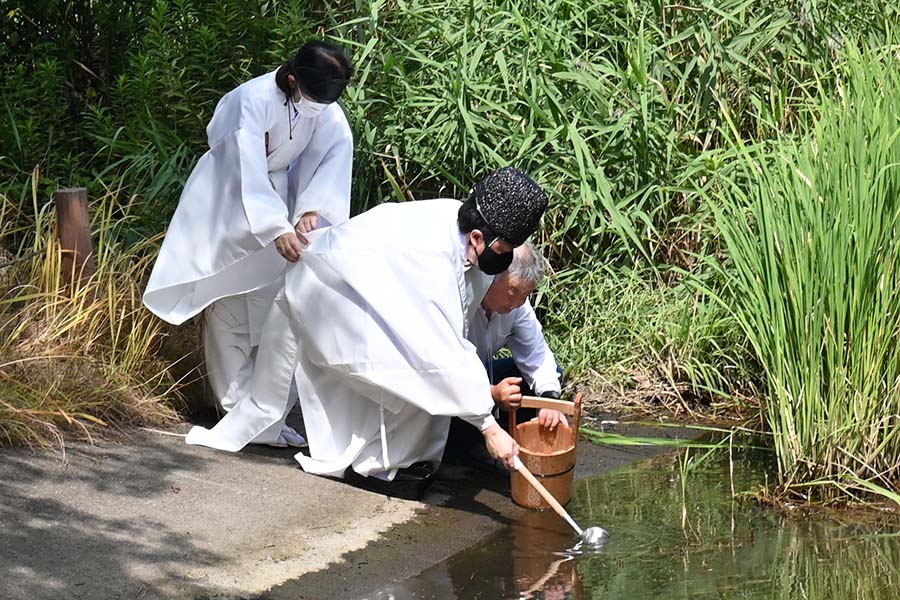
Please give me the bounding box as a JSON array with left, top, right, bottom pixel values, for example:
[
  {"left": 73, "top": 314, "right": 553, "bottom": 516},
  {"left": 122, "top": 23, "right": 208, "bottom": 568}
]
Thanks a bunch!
[
  {"left": 467, "top": 242, "right": 566, "bottom": 429},
  {"left": 446, "top": 242, "right": 567, "bottom": 470}
]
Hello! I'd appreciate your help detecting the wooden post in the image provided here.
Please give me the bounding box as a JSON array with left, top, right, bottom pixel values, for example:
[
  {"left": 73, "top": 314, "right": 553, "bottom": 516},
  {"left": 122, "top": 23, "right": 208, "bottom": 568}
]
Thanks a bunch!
[{"left": 54, "top": 187, "right": 96, "bottom": 284}]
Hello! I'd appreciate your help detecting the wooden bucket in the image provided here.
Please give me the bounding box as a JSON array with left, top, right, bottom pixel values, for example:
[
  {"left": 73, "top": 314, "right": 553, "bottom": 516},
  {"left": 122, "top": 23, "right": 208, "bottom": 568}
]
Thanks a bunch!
[{"left": 510, "top": 393, "right": 582, "bottom": 509}]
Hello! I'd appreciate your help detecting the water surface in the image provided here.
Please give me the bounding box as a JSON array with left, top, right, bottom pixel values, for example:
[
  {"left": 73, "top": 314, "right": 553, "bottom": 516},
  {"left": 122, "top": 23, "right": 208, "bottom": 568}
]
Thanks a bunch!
[{"left": 371, "top": 446, "right": 900, "bottom": 599}]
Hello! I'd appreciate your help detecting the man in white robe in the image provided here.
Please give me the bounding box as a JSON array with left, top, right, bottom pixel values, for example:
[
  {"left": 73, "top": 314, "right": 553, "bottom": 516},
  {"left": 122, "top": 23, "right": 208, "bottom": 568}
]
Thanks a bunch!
[
  {"left": 186, "top": 167, "right": 549, "bottom": 481},
  {"left": 142, "top": 41, "right": 354, "bottom": 445}
]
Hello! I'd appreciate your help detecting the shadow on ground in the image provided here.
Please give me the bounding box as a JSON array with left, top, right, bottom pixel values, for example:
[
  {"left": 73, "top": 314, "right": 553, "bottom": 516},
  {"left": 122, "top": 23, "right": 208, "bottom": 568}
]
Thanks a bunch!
[
  {"left": 0, "top": 421, "right": 358, "bottom": 600},
  {"left": 1, "top": 434, "right": 223, "bottom": 598}
]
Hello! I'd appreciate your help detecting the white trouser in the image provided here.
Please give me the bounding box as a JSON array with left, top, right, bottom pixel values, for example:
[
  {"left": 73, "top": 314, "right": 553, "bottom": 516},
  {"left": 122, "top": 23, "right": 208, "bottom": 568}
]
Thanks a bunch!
[
  {"left": 187, "top": 287, "right": 298, "bottom": 450},
  {"left": 202, "top": 277, "right": 283, "bottom": 412}
]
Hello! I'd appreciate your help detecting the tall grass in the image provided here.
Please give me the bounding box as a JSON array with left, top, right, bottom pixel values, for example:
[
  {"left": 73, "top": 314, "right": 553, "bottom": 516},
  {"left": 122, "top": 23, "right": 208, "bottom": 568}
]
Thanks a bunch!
[
  {"left": 327, "top": 0, "right": 896, "bottom": 268},
  {"left": 0, "top": 175, "right": 183, "bottom": 448},
  {"left": 702, "top": 47, "right": 900, "bottom": 500},
  {"left": 540, "top": 267, "right": 755, "bottom": 410}
]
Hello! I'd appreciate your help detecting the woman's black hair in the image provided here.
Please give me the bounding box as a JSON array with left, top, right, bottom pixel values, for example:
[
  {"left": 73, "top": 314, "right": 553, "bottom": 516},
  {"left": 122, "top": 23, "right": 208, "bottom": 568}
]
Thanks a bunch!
[{"left": 276, "top": 40, "right": 353, "bottom": 104}]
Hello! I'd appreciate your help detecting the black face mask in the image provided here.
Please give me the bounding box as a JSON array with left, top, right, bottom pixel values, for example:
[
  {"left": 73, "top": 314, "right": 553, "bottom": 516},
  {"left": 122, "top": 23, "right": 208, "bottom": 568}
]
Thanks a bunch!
[{"left": 476, "top": 241, "right": 513, "bottom": 275}]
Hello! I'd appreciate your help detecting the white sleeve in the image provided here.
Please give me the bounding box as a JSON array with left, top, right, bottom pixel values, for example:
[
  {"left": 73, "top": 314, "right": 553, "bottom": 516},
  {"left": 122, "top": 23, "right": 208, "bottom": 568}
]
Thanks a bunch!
[
  {"left": 233, "top": 126, "right": 296, "bottom": 246},
  {"left": 463, "top": 413, "right": 499, "bottom": 432},
  {"left": 288, "top": 106, "right": 353, "bottom": 226},
  {"left": 507, "top": 300, "right": 561, "bottom": 395},
  {"left": 206, "top": 89, "right": 294, "bottom": 247}
]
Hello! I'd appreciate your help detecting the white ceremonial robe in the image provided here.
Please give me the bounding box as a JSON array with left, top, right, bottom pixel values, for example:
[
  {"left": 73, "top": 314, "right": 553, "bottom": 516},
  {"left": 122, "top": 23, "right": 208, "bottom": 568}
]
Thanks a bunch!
[
  {"left": 143, "top": 69, "right": 353, "bottom": 325},
  {"left": 186, "top": 199, "right": 497, "bottom": 480},
  {"left": 467, "top": 300, "right": 561, "bottom": 396},
  {"left": 142, "top": 69, "right": 352, "bottom": 412}
]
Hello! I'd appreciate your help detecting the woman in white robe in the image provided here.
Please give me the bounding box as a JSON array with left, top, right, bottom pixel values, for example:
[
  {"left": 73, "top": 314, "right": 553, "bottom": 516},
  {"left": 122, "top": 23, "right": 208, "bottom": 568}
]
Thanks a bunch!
[
  {"left": 186, "top": 167, "right": 550, "bottom": 479},
  {"left": 142, "top": 41, "right": 354, "bottom": 437}
]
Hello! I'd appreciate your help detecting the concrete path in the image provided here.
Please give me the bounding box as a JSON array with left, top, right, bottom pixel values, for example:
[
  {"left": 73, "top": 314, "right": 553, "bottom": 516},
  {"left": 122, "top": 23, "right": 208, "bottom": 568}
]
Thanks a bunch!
[{"left": 1, "top": 419, "right": 690, "bottom": 599}]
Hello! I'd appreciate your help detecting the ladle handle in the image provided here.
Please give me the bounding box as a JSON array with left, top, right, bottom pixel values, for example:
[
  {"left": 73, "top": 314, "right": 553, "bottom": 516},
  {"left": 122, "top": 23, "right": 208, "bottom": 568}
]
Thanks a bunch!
[{"left": 512, "top": 456, "right": 583, "bottom": 536}]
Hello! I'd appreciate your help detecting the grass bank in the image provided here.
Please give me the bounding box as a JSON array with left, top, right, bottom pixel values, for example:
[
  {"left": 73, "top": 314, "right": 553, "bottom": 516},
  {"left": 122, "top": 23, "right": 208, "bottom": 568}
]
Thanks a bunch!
[{"left": 700, "top": 47, "right": 900, "bottom": 503}]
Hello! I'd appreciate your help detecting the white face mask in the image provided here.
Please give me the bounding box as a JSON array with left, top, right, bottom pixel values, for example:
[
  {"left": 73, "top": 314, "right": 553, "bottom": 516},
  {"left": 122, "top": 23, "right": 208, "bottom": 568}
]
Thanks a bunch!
[{"left": 296, "top": 97, "right": 330, "bottom": 118}]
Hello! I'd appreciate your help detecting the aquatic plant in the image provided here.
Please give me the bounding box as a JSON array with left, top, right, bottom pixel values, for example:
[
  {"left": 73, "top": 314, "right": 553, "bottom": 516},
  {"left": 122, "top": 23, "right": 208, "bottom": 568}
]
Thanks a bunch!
[
  {"left": 700, "top": 46, "right": 900, "bottom": 501},
  {"left": 572, "top": 452, "right": 900, "bottom": 598}
]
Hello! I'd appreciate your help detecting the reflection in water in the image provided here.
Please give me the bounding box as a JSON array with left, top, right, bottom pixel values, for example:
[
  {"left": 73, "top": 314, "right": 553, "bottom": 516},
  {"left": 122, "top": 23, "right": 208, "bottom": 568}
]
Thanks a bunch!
[
  {"left": 368, "top": 509, "right": 583, "bottom": 600},
  {"left": 371, "top": 447, "right": 900, "bottom": 599},
  {"left": 511, "top": 510, "right": 580, "bottom": 599}
]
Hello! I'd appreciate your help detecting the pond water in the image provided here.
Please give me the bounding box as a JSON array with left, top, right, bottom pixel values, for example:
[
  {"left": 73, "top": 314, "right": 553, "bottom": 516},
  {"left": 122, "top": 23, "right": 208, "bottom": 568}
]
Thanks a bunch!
[{"left": 369, "top": 445, "right": 900, "bottom": 599}]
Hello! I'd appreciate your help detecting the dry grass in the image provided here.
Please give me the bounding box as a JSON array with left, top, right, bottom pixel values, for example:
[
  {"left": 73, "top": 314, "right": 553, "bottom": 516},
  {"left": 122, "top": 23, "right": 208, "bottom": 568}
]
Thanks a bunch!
[{"left": 0, "top": 173, "right": 188, "bottom": 449}]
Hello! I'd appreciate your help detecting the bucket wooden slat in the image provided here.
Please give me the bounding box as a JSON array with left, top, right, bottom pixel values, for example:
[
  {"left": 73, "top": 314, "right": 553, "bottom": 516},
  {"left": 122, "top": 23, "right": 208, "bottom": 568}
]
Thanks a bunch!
[
  {"left": 510, "top": 392, "right": 583, "bottom": 509},
  {"left": 519, "top": 396, "right": 578, "bottom": 414}
]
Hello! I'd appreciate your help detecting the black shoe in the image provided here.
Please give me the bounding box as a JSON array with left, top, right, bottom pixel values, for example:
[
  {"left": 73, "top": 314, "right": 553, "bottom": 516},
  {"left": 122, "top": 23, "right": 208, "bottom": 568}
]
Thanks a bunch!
[{"left": 343, "top": 461, "right": 437, "bottom": 501}]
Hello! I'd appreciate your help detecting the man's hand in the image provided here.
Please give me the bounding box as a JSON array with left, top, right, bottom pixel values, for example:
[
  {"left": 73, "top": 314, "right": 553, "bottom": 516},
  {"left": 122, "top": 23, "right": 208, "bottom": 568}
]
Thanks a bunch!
[
  {"left": 482, "top": 423, "right": 519, "bottom": 470},
  {"left": 295, "top": 211, "right": 319, "bottom": 234},
  {"left": 537, "top": 409, "right": 568, "bottom": 430},
  {"left": 275, "top": 231, "right": 306, "bottom": 262},
  {"left": 536, "top": 389, "right": 568, "bottom": 430},
  {"left": 491, "top": 377, "right": 523, "bottom": 411}
]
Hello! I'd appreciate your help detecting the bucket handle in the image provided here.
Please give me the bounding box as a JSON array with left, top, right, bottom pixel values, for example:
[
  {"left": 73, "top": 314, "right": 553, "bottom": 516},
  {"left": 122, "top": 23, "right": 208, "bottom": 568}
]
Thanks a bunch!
[{"left": 509, "top": 392, "right": 584, "bottom": 447}]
